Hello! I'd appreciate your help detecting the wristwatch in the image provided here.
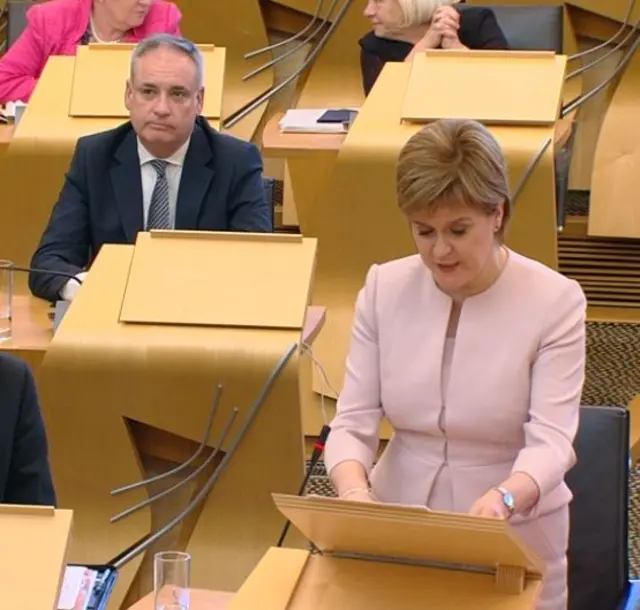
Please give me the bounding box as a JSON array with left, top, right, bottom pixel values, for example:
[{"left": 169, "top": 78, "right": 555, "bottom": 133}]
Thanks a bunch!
[{"left": 494, "top": 486, "right": 515, "bottom": 517}]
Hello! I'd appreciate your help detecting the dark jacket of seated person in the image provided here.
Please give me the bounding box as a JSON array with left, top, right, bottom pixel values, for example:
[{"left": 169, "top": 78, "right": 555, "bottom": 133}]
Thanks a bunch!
[
  {"left": 359, "top": 7, "right": 509, "bottom": 95},
  {"left": 0, "top": 354, "right": 56, "bottom": 506},
  {"left": 29, "top": 116, "right": 273, "bottom": 302}
]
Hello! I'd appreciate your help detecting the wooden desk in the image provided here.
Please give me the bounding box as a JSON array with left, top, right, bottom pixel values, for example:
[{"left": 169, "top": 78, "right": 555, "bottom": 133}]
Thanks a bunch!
[
  {"left": 262, "top": 115, "right": 346, "bottom": 157},
  {"left": 127, "top": 589, "right": 233, "bottom": 609},
  {"left": 3, "top": 294, "right": 328, "bottom": 457},
  {"left": 264, "top": 112, "right": 575, "bottom": 158},
  {"left": 264, "top": 112, "right": 575, "bottom": 228},
  {"left": 0, "top": 295, "right": 51, "bottom": 369},
  {"left": 3, "top": 295, "right": 325, "bottom": 364},
  {"left": 5, "top": 290, "right": 325, "bottom": 609}
]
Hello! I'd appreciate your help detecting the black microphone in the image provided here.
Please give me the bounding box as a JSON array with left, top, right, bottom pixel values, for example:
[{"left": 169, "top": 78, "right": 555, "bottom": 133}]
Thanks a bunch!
[
  {"left": 276, "top": 423, "right": 331, "bottom": 548},
  {"left": 9, "top": 264, "right": 84, "bottom": 287}
]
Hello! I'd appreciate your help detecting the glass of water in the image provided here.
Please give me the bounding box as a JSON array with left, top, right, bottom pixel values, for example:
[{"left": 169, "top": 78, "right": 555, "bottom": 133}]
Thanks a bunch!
[
  {"left": 0, "top": 260, "right": 13, "bottom": 343},
  {"left": 154, "top": 551, "right": 190, "bottom": 610}
]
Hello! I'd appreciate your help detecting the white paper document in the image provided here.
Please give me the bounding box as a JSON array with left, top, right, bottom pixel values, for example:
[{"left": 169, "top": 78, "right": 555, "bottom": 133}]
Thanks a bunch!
[{"left": 279, "top": 108, "right": 358, "bottom": 134}]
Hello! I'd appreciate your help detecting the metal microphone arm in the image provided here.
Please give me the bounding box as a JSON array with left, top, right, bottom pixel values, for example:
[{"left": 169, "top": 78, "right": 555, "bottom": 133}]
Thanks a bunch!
[
  {"left": 562, "top": 34, "right": 640, "bottom": 117},
  {"left": 244, "top": 0, "right": 325, "bottom": 59},
  {"left": 242, "top": 0, "right": 340, "bottom": 81},
  {"left": 110, "top": 408, "right": 239, "bottom": 523},
  {"left": 111, "top": 384, "right": 223, "bottom": 496},
  {"left": 511, "top": 137, "right": 553, "bottom": 205},
  {"left": 568, "top": 0, "right": 637, "bottom": 61},
  {"left": 223, "top": 0, "right": 353, "bottom": 129},
  {"left": 566, "top": 18, "right": 639, "bottom": 81}
]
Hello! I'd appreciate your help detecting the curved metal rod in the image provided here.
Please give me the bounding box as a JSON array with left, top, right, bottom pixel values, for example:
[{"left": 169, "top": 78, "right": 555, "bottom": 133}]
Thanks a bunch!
[
  {"left": 242, "top": 0, "right": 340, "bottom": 81},
  {"left": 511, "top": 137, "right": 553, "bottom": 206},
  {"left": 566, "top": 19, "right": 639, "bottom": 80},
  {"left": 244, "top": 0, "right": 325, "bottom": 59},
  {"left": 569, "top": 0, "right": 636, "bottom": 61},
  {"left": 223, "top": 0, "right": 354, "bottom": 129},
  {"left": 109, "top": 408, "right": 240, "bottom": 524},
  {"left": 562, "top": 33, "right": 640, "bottom": 117},
  {"left": 110, "top": 342, "right": 299, "bottom": 569},
  {"left": 111, "top": 384, "right": 223, "bottom": 496}
]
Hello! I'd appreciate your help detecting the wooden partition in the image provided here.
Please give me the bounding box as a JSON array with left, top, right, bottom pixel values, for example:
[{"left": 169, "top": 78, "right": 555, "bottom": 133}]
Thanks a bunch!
[{"left": 38, "top": 233, "right": 318, "bottom": 609}]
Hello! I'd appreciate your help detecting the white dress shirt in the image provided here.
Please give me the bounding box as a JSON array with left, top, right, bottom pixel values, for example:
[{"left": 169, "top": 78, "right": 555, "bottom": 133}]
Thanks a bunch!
[
  {"left": 60, "top": 137, "right": 191, "bottom": 302},
  {"left": 137, "top": 137, "right": 191, "bottom": 230}
]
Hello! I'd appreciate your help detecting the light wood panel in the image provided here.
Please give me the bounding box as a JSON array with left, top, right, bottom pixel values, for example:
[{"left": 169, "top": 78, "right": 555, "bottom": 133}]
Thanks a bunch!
[
  {"left": 39, "top": 244, "right": 314, "bottom": 608},
  {"left": 589, "top": 51, "right": 640, "bottom": 239},
  {"left": 567, "top": 38, "right": 624, "bottom": 191},
  {"left": 0, "top": 506, "right": 72, "bottom": 610}
]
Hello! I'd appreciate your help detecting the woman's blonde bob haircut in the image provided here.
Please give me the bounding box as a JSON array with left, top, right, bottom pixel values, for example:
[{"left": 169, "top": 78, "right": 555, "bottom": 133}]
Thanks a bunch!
[
  {"left": 395, "top": 0, "right": 458, "bottom": 28},
  {"left": 396, "top": 118, "right": 511, "bottom": 237}
]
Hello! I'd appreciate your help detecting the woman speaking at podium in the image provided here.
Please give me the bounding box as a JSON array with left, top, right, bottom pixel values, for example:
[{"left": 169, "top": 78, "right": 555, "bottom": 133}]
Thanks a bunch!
[
  {"left": 359, "top": 0, "right": 509, "bottom": 95},
  {"left": 324, "top": 119, "right": 586, "bottom": 610},
  {"left": 0, "top": 0, "right": 181, "bottom": 104}
]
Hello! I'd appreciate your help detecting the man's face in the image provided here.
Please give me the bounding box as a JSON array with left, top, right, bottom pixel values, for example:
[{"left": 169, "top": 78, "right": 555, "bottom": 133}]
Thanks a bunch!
[{"left": 125, "top": 46, "right": 204, "bottom": 157}]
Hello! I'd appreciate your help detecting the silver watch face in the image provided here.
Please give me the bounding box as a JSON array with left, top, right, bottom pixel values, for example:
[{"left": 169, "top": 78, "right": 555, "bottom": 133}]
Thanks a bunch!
[
  {"left": 498, "top": 487, "right": 515, "bottom": 512},
  {"left": 503, "top": 491, "right": 515, "bottom": 510}
]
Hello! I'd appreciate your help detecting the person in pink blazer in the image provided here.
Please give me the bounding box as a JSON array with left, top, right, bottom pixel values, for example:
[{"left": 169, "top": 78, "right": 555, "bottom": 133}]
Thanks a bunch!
[
  {"left": 324, "top": 119, "right": 587, "bottom": 610},
  {"left": 0, "top": 0, "right": 181, "bottom": 104}
]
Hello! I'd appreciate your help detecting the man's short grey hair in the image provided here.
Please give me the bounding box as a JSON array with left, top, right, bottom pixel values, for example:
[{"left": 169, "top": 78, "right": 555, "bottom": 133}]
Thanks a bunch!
[{"left": 130, "top": 34, "right": 204, "bottom": 89}]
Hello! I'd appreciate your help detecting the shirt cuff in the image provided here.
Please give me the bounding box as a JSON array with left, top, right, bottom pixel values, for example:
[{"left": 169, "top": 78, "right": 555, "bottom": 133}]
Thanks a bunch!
[{"left": 59, "top": 272, "right": 88, "bottom": 302}]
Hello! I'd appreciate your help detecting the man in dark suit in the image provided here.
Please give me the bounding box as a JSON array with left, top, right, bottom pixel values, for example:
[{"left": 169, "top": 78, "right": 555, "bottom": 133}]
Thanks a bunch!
[
  {"left": 29, "top": 34, "right": 272, "bottom": 303},
  {"left": 0, "top": 354, "right": 56, "bottom": 505}
]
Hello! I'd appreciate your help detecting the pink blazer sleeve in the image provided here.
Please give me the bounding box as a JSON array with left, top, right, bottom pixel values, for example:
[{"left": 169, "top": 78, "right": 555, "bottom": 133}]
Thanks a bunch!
[
  {"left": 324, "top": 265, "right": 383, "bottom": 475},
  {"left": 163, "top": 2, "right": 182, "bottom": 35},
  {"left": 511, "top": 279, "right": 586, "bottom": 497},
  {"left": 0, "top": 6, "right": 46, "bottom": 103}
]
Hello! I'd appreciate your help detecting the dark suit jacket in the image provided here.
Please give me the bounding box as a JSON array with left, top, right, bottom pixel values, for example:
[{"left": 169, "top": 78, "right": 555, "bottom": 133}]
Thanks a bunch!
[
  {"left": 30, "top": 116, "right": 273, "bottom": 302},
  {"left": 0, "top": 354, "right": 56, "bottom": 506},
  {"left": 359, "top": 7, "right": 509, "bottom": 95}
]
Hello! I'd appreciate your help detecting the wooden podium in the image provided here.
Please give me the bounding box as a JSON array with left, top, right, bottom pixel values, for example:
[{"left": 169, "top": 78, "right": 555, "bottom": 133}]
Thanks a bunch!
[
  {"left": 301, "top": 50, "right": 567, "bottom": 438},
  {"left": 230, "top": 494, "right": 544, "bottom": 609},
  {"left": 0, "top": 504, "right": 73, "bottom": 609},
  {"left": 38, "top": 232, "right": 317, "bottom": 610},
  {"left": 0, "top": 43, "right": 225, "bottom": 285}
]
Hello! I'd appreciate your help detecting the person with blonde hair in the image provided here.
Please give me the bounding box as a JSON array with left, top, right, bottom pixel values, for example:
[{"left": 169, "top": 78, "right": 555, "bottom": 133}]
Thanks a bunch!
[
  {"left": 324, "top": 119, "right": 586, "bottom": 610},
  {"left": 360, "top": 0, "right": 508, "bottom": 94}
]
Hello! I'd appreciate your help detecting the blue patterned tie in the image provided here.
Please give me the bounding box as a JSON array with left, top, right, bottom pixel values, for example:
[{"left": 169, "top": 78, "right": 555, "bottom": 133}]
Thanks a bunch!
[{"left": 146, "top": 160, "right": 171, "bottom": 230}]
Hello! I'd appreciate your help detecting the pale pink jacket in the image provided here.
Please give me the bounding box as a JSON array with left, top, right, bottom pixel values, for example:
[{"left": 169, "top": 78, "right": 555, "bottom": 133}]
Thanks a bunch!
[
  {"left": 0, "top": 0, "right": 182, "bottom": 103},
  {"left": 324, "top": 250, "right": 587, "bottom": 522}
]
